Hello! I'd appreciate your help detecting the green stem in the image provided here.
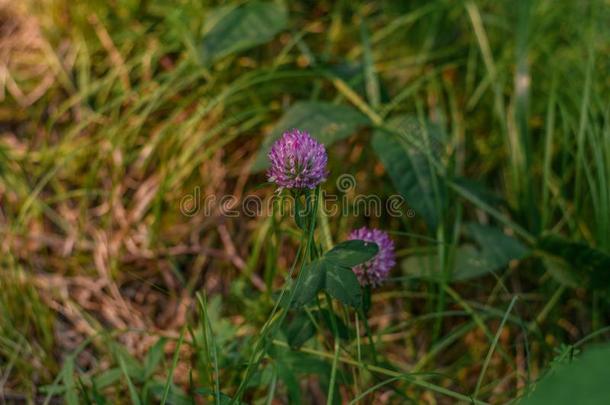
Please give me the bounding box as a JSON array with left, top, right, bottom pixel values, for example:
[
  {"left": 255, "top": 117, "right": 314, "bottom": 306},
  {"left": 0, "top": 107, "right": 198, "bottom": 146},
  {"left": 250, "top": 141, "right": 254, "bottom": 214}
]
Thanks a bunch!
[
  {"left": 360, "top": 309, "right": 378, "bottom": 364},
  {"left": 234, "top": 187, "right": 320, "bottom": 403},
  {"left": 325, "top": 292, "right": 341, "bottom": 404}
]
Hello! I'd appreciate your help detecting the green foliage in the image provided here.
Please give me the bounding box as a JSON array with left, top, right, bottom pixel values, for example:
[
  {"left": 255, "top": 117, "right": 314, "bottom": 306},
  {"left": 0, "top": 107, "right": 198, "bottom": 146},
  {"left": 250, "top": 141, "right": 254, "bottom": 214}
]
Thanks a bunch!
[
  {"left": 144, "top": 338, "right": 167, "bottom": 380},
  {"left": 372, "top": 116, "right": 445, "bottom": 230},
  {"left": 521, "top": 343, "right": 610, "bottom": 405},
  {"left": 200, "top": 1, "right": 288, "bottom": 65},
  {"left": 284, "top": 311, "right": 316, "bottom": 349},
  {"left": 292, "top": 259, "right": 326, "bottom": 306},
  {"left": 39, "top": 337, "right": 190, "bottom": 405},
  {"left": 61, "top": 357, "right": 79, "bottom": 405},
  {"left": 403, "top": 223, "right": 529, "bottom": 281},
  {"left": 537, "top": 236, "right": 610, "bottom": 289},
  {"left": 465, "top": 223, "right": 530, "bottom": 271},
  {"left": 325, "top": 240, "right": 380, "bottom": 268},
  {"left": 267, "top": 343, "right": 341, "bottom": 401},
  {"left": 292, "top": 240, "right": 378, "bottom": 308},
  {"left": 117, "top": 353, "right": 141, "bottom": 405},
  {"left": 325, "top": 265, "right": 363, "bottom": 307}
]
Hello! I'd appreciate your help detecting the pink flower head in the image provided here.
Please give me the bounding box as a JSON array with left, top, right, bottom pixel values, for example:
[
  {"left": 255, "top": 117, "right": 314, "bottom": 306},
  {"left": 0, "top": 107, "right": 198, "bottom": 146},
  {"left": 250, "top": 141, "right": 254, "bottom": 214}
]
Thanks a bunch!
[
  {"left": 348, "top": 227, "right": 396, "bottom": 287},
  {"left": 267, "top": 129, "right": 328, "bottom": 190}
]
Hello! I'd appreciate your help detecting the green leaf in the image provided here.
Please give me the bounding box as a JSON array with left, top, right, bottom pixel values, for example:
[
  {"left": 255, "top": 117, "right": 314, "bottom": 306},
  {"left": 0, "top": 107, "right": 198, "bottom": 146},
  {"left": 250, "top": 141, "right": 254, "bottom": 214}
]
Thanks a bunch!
[
  {"left": 290, "top": 241, "right": 375, "bottom": 308},
  {"left": 540, "top": 256, "right": 580, "bottom": 288},
  {"left": 78, "top": 376, "right": 93, "bottom": 405},
  {"left": 110, "top": 344, "right": 145, "bottom": 380},
  {"left": 118, "top": 354, "right": 142, "bottom": 405},
  {"left": 361, "top": 285, "right": 372, "bottom": 314},
  {"left": 161, "top": 327, "right": 186, "bottom": 405},
  {"left": 521, "top": 343, "right": 610, "bottom": 405},
  {"left": 252, "top": 101, "right": 369, "bottom": 171},
  {"left": 268, "top": 344, "right": 332, "bottom": 378},
  {"left": 90, "top": 381, "right": 107, "bottom": 405},
  {"left": 267, "top": 343, "right": 344, "bottom": 402},
  {"left": 144, "top": 337, "right": 166, "bottom": 379},
  {"left": 245, "top": 365, "right": 274, "bottom": 388},
  {"left": 537, "top": 236, "right": 610, "bottom": 289},
  {"left": 292, "top": 259, "right": 326, "bottom": 307},
  {"left": 275, "top": 359, "right": 302, "bottom": 405},
  {"left": 325, "top": 240, "right": 379, "bottom": 268},
  {"left": 325, "top": 265, "right": 362, "bottom": 307},
  {"left": 146, "top": 381, "right": 193, "bottom": 405},
  {"left": 403, "top": 224, "right": 529, "bottom": 281},
  {"left": 452, "top": 177, "right": 506, "bottom": 208},
  {"left": 317, "top": 308, "right": 352, "bottom": 341},
  {"left": 200, "top": 2, "right": 288, "bottom": 65},
  {"left": 372, "top": 116, "right": 444, "bottom": 230},
  {"left": 92, "top": 368, "right": 122, "bottom": 389},
  {"left": 61, "top": 356, "right": 79, "bottom": 405},
  {"left": 284, "top": 311, "right": 316, "bottom": 349},
  {"left": 451, "top": 245, "right": 501, "bottom": 280},
  {"left": 466, "top": 223, "right": 529, "bottom": 267},
  {"left": 403, "top": 245, "right": 489, "bottom": 281}
]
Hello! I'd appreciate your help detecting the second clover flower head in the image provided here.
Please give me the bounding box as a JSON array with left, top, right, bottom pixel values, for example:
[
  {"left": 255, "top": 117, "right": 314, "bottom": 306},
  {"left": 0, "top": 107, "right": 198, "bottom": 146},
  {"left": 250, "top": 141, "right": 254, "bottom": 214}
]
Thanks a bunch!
[
  {"left": 267, "top": 129, "right": 328, "bottom": 190},
  {"left": 348, "top": 227, "right": 396, "bottom": 287}
]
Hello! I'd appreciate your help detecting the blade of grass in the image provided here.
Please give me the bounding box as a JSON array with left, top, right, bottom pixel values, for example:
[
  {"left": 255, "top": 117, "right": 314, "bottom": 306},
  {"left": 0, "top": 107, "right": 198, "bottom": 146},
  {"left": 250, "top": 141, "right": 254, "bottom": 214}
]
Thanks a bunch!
[
  {"left": 542, "top": 77, "right": 558, "bottom": 230},
  {"left": 197, "top": 292, "right": 221, "bottom": 405},
  {"left": 160, "top": 326, "right": 186, "bottom": 405},
  {"left": 348, "top": 377, "right": 401, "bottom": 405},
  {"left": 360, "top": 21, "right": 380, "bottom": 109},
  {"left": 117, "top": 354, "right": 141, "bottom": 405},
  {"left": 473, "top": 296, "right": 518, "bottom": 399},
  {"left": 271, "top": 340, "right": 489, "bottom": 405}
]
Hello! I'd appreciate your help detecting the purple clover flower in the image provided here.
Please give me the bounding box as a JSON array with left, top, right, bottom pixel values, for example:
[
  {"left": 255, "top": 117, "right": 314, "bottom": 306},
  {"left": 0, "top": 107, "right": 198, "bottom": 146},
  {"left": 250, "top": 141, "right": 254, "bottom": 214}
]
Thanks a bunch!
[
  {"left": 348, "top": 227, "right": 396, "bottom": 287},
  {"left": 267, "top": 129, "right": 328, "bottom": 190}
]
